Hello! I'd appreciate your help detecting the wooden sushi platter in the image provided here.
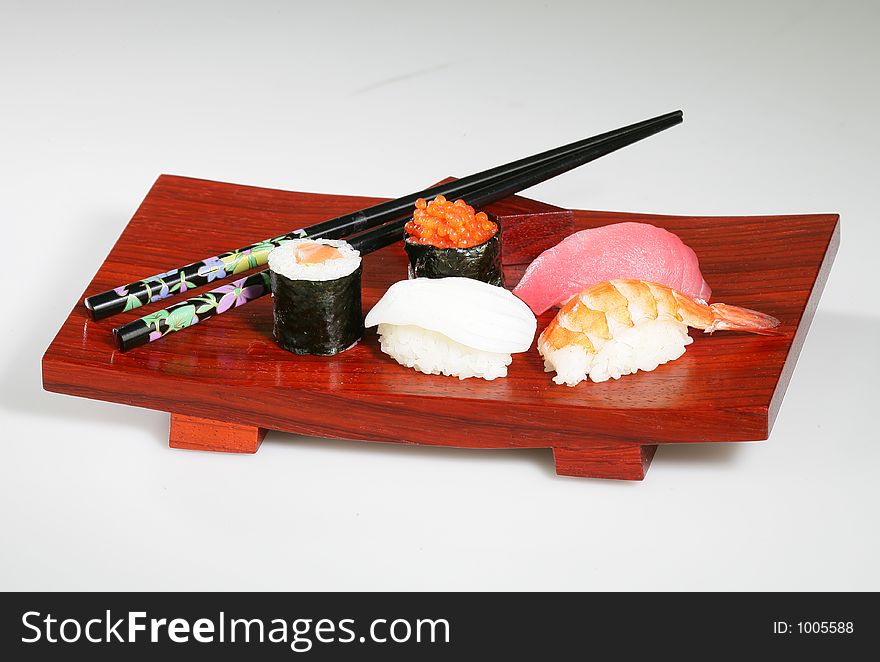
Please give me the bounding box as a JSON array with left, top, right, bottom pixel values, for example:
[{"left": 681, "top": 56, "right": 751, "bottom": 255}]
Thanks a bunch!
[{"left": 42, "top": 175, "right": 838, "bottom": 480}]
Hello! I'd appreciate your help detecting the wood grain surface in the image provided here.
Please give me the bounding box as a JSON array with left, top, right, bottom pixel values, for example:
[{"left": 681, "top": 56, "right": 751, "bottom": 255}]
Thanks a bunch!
[
  {"left": 41, "top": 174, "right": 839, "bottom": 480},
  {"left": 169, "top": 413, "right": 266, "bottom": 453},
  {"left": 553, "top": 443, "right": 657, "bottom": 481}
]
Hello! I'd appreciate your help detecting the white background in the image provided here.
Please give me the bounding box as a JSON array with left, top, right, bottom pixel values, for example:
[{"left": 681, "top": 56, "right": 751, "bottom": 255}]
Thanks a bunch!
[{"left": 2, "top": 0, "right": 878, "bottom": 590}]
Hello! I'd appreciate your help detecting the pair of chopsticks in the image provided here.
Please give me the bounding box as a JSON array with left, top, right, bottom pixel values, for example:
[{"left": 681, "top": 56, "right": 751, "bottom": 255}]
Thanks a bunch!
[
  {"left": 96, "top": 110, "right": 684, "bottom": 351},
  {"left": 113, "top": 220, "right": 410, "bottom": 352}
]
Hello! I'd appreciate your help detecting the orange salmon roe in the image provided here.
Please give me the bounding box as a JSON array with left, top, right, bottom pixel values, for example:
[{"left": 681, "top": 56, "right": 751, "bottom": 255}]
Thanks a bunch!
[{"left": 405, "top": 195, "right": 497, "bottom": 249}]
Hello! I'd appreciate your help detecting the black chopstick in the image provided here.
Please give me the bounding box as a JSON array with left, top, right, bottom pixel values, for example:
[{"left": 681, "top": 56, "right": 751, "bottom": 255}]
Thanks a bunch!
[
  {"left": 86, "top": 111, "right": 683, "bottom": 321},
  {"left": 111, "top": 111, "right": 684, "bottom": 352}
]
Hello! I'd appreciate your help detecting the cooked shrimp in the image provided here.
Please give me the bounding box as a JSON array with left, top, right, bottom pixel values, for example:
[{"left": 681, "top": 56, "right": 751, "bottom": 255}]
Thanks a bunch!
[{"left": 538, "top": 279, "right": 781, "bottom": 385}]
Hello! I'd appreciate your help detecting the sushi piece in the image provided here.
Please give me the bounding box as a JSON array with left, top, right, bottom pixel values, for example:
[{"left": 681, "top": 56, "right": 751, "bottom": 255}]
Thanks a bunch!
[
  {"left": 364, "top": 277, "right": 536, "bottom": 380},
  {"left": 268, "top": 238, "right": 363, "bottom": 355},
  {"left": 404, "top": 196, "right": 503, "bottom": 286},
  {"left": 512, "top": 222, "right": 712, "bottom": 315},
  {"left": 539, "top": 279, "right": 780, "bottom": 385}
]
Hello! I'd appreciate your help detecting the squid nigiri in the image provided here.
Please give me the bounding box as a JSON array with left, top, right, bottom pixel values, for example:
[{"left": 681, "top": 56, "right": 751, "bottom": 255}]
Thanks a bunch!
[
  {"left": 365, "top": 277, "right": 536, "bottom": 381},
  {"left": 538, "top": 279, "right": 780, "bottom": 386}
]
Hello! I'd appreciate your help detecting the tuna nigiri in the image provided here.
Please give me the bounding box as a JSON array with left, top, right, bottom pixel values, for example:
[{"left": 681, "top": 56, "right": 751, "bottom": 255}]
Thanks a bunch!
[
  {"left": 512, "top": 222, "right": 712, "bottom": 315},
  {"left": 538, "top": 279, "right": 780, "bottom": 386}
]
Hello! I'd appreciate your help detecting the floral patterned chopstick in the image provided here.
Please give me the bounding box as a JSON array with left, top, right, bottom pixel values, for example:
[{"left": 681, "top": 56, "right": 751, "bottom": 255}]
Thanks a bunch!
[
  {"left": 113, "top": 271, "right": 271, "bottom": 352},
  {"left": 85, "top": 111, "right": 684, "bottom": 321},
  {"left": 111, "top": 218, "right": 408, "bottom": 352},
  {"left": 89, "top": 227, "right": 330, "bottom": 321}
]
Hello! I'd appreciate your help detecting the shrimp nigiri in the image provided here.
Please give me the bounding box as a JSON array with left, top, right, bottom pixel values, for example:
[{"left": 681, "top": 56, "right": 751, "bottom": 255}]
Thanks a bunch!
[{"left": 537, "top": 279, "right": 781, "bottom": 386}]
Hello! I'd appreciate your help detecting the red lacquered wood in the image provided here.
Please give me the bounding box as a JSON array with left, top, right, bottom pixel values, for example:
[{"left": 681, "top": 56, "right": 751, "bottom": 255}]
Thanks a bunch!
[
  {"left": 41, "top": 174, "right": 839, "bottom": 480},
  {"left": 554, "top": 444, "right": 657, "bottom": 481},
  {"left": 433, "top": 177, "right": 574, "bottom": 265},
  {"left": 169, "top": 413, "right": 266, "bottom": 453}
]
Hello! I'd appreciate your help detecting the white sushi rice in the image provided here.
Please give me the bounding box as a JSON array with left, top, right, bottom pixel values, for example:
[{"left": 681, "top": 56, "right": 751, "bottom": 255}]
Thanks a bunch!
[
  {"left": 376, "top": 324, "right": 512, "bottom": 381},
  {"left": 542, "top": 318, "right": 693, "bottom": 386},
  {"left": 267, "top": 238, "right": 360, "bottom": 281}
]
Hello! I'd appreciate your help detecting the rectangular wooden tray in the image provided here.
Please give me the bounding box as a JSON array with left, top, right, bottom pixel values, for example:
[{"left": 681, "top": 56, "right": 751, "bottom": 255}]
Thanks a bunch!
[{"left": 42, "top": 175, "right": 839, "bottom": 480}]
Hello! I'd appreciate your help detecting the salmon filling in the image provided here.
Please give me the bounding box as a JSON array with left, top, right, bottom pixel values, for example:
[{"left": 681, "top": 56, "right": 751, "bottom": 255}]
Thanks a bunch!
[{"left": 295, "top": 243, "right": 344, "bottom": 265}]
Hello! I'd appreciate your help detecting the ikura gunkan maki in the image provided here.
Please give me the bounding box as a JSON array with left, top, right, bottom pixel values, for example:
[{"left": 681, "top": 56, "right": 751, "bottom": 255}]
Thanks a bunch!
[
  {"left": 404, "top": 196, "right": 503, "bottom": 286},
  {"left": 267, "top": 238, "right": 363, "bottom": 356}
]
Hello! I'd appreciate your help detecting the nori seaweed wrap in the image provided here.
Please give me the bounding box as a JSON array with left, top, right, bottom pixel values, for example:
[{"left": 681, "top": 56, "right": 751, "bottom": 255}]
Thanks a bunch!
[
  {"left": 268, "top": 239, "right": 364, "bottom": 356},
  {"left": 404, "top": 224, "right": 503, "bottom": 286}
]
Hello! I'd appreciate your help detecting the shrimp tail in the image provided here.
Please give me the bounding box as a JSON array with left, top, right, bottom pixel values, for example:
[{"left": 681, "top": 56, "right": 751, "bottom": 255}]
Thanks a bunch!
[{"left": 706, "top": 303, "right": 783, "bottom": 335}]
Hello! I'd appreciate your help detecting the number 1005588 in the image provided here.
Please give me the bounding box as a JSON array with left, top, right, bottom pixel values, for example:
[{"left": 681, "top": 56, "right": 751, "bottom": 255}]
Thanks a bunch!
[
  {"left": 774, "top": 621, "right": 854, "bottom": 634},
  {"left": 798, "top": 622, "right": 854, "bottom": 634}
]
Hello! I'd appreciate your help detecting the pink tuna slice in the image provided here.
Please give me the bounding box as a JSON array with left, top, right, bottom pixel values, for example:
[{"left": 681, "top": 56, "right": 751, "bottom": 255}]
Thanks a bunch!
[{"left": 512, "top": 222, "right": 712, "bottom": 315}]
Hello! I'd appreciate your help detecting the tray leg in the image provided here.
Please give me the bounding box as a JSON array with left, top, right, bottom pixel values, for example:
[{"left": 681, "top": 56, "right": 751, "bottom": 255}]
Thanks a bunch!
[
  {"left": 553, "top": 443, "right": 657, "bottom": 481},
  {"left": 169, "top": 413, "right": 266, "bottom": 454}
]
